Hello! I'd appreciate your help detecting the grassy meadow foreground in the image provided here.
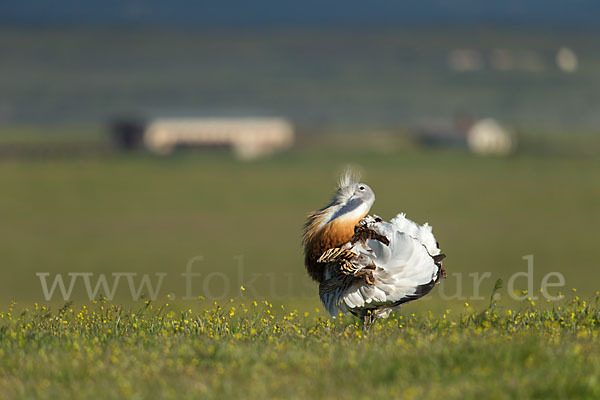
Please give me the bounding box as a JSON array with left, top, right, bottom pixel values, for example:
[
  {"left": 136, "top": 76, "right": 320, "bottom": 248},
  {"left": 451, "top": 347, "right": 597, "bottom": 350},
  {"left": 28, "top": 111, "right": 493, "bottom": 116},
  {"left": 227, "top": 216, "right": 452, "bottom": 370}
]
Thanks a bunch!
[
  {"left": 1, "top": 137, "right": 599, "bottom": 399},
  {"left": 1, "top": 295, "right": 599, "bottom": 399}
]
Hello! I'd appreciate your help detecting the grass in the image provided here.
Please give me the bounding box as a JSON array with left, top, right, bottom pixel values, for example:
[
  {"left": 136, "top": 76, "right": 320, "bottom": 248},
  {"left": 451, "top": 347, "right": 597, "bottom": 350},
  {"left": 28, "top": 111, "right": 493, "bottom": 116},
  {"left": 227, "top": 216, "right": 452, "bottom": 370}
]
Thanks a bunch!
[
  {"left": 0, "top": 145, "right": 599, "bottom": 303},
  {"left": 1, "top": 137, "right": 599, "bottom": 398},
  {"left": 1, "top": 293, "right": 599, "bottom": 399}
]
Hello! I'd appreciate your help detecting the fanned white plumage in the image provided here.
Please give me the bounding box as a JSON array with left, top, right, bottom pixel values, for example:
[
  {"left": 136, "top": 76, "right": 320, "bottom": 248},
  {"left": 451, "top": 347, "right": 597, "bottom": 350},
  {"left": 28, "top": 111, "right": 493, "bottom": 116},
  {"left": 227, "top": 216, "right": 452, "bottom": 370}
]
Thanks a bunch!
[{"left": 320, "top": 213, "right": 443, "bottom": 318}]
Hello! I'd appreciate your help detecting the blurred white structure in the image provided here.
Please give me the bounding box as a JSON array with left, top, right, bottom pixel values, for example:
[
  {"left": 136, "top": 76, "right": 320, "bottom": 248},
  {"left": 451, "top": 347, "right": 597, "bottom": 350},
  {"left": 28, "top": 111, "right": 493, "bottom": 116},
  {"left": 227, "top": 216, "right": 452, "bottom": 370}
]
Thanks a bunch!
[
  {"left": 143, "top": 117, "right": 294, "bottom": 159},
  {"left": 450, "top": 48, "right": 563, "bottom": 73},
  {"left": 467, "top": 118, "right": 515, "bottom": 156},
  {"left": 447, "top": 49, "right": 483, "bottom": 72},
  {"left": 556, "top": 47, "right": 578, "bottom": 73}
]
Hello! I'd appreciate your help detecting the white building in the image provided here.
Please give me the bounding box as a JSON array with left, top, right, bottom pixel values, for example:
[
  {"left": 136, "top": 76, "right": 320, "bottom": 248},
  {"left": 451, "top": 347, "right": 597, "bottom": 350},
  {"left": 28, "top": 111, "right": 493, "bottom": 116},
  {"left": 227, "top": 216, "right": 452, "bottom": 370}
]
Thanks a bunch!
[
  {"left": 467, "top": 118, "right": 515, "bottom": 156},
  {"left": 143, "top": 117, "right": 294, "bottom": 159}
]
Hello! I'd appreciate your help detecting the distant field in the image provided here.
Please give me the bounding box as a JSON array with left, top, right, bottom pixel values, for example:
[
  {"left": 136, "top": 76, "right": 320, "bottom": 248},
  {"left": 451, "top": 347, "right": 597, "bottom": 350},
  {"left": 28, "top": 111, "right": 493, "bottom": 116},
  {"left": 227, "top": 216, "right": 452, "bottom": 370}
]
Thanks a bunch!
[
  {"left": 1, "top": 27, "right": 600, "bottom": 130},
  {"left": 0, "top": 143, "right": 598, "bottom": 307}
]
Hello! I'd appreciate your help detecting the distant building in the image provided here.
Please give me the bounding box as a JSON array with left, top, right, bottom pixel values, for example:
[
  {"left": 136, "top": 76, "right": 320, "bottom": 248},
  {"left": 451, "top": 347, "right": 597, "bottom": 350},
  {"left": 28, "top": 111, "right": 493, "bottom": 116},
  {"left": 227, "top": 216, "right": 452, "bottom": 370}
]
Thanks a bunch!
[
  {"left": 449, "top": 48, "right": 571, "bottom": 73},
  {"left": 466, "top": 118, "right": 515, "bottom": 156},
  {"left": 112, "top": 117, "right": 294, "bottom": 159},
  {"left": 556, "top": 47, "right": 578, "bottom": 73},
  {"left": 416, "top": 115, "right": 515, "bottom": 156}
]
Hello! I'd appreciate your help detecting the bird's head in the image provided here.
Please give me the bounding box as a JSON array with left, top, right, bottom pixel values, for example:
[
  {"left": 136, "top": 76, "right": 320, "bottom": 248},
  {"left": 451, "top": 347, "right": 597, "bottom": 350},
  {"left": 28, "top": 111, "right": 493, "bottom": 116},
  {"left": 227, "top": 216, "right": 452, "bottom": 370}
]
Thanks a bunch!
[
  {"left": 304, "top": 170, "right": 375, "bottom": 241},
  {"left": 332, "top": 169, "right": 375, "bottom": 212}
]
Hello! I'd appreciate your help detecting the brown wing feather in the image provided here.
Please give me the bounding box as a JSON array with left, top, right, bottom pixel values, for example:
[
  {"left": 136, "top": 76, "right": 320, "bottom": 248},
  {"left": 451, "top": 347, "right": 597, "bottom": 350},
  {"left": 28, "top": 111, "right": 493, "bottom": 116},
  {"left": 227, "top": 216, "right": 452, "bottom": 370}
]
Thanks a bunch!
[
  {"left": 303, "top": 213, "right": 365, "bottom": 282},
  {"left": 317, "top": 248, "right": 356, "bottom": 263}
]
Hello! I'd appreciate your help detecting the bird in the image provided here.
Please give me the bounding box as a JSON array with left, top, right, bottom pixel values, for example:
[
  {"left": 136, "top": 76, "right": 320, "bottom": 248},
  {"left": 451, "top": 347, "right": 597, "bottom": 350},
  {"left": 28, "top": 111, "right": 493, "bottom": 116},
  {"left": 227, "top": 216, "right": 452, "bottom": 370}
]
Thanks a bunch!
[{"left": 303, "top": 170, "right": 446, "bottom": 324}]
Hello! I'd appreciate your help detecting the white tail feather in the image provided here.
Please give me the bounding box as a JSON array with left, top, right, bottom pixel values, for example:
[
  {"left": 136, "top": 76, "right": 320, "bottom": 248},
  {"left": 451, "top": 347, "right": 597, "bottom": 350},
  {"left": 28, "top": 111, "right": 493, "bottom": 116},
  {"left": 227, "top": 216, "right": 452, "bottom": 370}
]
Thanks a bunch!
[{"left": 320, "top": 213, "right": 442, "bottom": 317}]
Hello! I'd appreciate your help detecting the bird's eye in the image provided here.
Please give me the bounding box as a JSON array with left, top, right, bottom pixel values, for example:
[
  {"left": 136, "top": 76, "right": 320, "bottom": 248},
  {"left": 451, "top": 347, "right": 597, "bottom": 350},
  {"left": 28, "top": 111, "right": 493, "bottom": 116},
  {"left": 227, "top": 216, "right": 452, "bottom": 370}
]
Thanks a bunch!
[{"left": 359, "top": 186, "right": 365, "bottom": 191}]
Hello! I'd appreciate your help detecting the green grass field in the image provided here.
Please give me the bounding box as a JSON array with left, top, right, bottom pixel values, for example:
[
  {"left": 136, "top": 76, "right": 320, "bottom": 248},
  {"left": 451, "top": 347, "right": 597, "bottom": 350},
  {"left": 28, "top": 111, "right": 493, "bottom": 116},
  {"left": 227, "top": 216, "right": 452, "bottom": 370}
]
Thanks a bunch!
[
  {"left": 1, "top": 295, "right": 599, "bottom": 399},
  {"left": 1, "top": 141, "right": 599, "bottom": 398},
  {"left": 1, "top": 144, "right": 599, "bottom": 303}
]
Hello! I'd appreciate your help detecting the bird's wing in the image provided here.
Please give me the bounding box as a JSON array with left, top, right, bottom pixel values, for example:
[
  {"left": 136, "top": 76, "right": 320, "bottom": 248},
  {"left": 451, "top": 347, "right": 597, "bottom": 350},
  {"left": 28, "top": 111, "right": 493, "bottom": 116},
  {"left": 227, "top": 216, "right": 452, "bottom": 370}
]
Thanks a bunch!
[{"left": 320, "top": 214, "right": 444, "bottom": 317}]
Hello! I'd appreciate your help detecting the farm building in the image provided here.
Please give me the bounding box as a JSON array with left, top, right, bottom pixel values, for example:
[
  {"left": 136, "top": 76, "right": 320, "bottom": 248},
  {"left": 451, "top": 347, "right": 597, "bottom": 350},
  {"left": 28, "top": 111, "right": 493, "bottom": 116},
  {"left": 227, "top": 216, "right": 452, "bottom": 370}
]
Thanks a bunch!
[
  {"left": 144, "top": 118, "right": 294, "bottom": 159},
  {"left": 112, "top": 117, "right": 294, "bottom": 159},
  {"left": 466, "top": 118, "right": 515, "bottom": 155},
  {"left": 416, "top": 115, "right": 515, "bottom": 155}
]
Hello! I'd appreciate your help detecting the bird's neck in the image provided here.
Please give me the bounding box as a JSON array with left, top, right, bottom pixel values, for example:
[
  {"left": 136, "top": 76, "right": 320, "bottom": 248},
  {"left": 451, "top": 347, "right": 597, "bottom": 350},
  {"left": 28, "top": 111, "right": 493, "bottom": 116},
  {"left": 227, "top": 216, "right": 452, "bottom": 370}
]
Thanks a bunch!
[
  {"left": 320, "top": 214, "right": 364, "bottom": 247},
  {"left": 316, "top": 199, "right": 371, "bottom": 246},
  {"left": 304, "top": 205, "right": 370, "bottom": 280}
]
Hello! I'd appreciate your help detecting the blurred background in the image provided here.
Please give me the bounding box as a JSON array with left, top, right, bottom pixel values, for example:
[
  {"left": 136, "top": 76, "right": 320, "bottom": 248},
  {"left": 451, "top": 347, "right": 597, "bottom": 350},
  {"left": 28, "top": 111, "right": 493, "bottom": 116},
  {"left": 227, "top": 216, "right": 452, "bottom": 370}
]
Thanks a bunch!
[{"left": 1, "top": 1, "right": 598, "bottom": 307}]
